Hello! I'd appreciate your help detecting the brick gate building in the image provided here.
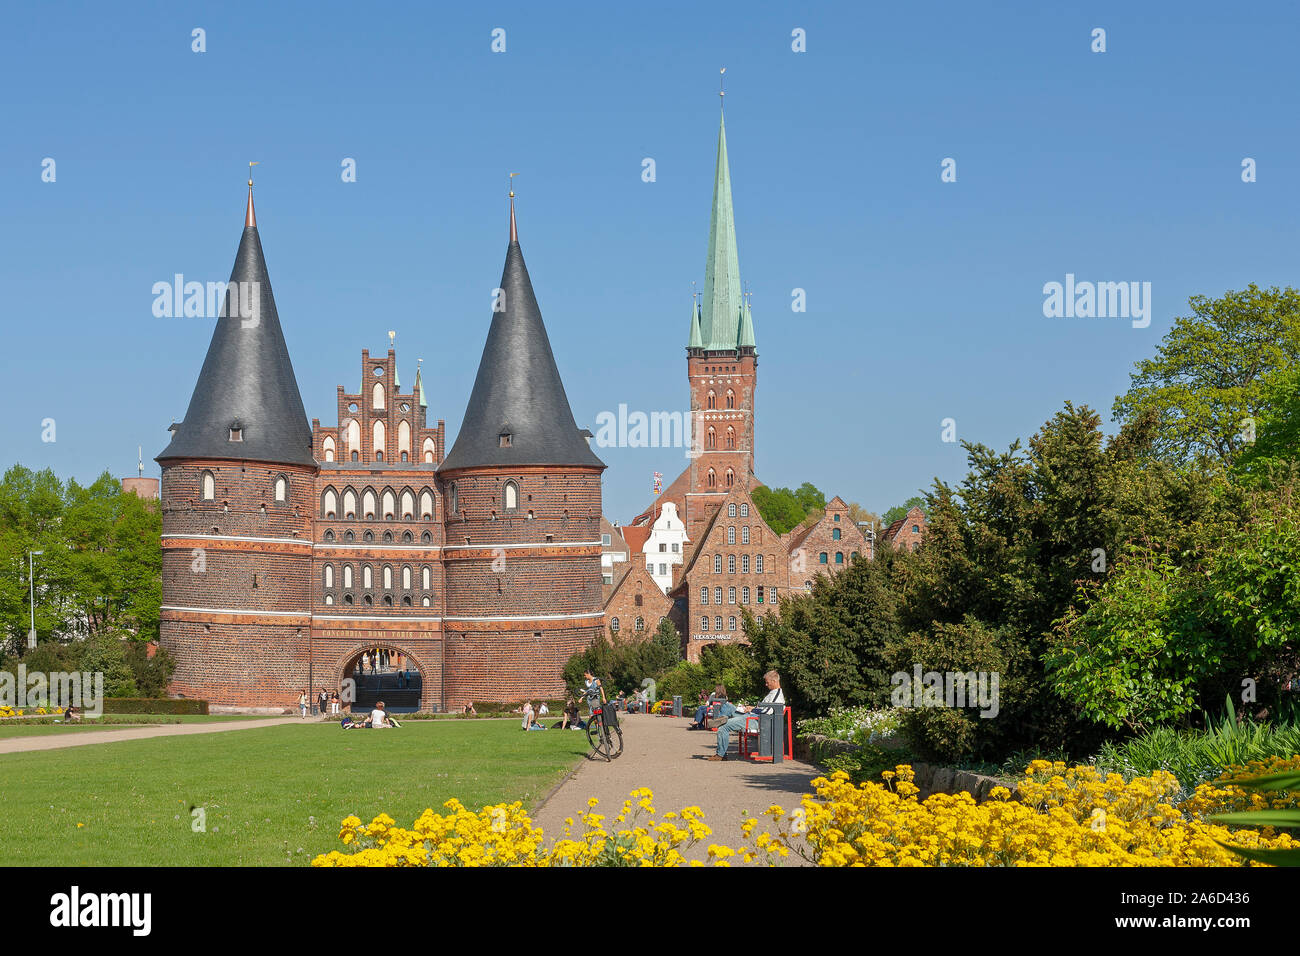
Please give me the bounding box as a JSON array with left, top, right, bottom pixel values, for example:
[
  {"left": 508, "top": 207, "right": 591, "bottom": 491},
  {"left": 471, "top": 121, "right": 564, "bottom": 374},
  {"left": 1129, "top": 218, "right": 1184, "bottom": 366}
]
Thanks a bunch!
[{"left": 157, "top": 184, "right": 603, "bottom": 710}]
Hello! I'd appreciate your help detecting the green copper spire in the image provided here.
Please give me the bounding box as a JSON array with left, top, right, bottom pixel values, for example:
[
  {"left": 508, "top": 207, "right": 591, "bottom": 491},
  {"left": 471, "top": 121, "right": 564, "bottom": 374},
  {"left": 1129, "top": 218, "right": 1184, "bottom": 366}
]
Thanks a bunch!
[
  {"left": 738, "top": 298, "right": 755, "bottom": 349},
  {"left": 701, "top": 110, "right": 743, "bottom": 350},
  {"left": 415, "top": 362, "right": 427, "bottom": 408},
  {"left": 688, "top": 298, "right": 703, "bottom": 348}
]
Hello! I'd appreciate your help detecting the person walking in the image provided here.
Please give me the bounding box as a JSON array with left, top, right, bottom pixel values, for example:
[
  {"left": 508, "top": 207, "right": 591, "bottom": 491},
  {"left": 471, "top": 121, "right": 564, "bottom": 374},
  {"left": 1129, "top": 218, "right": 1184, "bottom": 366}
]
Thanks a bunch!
[{"left": 298, "top": 690, "right": 308, "bottom": 719}]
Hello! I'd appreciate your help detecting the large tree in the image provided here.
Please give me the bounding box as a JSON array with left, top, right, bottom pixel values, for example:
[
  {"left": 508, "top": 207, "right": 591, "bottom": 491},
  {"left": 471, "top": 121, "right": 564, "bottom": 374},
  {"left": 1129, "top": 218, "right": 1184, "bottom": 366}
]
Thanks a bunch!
[
  {"left": 0, "top": 465, "right": 161, "bottom": 657},
  {"left": 1112, "top": 284, "right": 1300, "bottom": 466}
]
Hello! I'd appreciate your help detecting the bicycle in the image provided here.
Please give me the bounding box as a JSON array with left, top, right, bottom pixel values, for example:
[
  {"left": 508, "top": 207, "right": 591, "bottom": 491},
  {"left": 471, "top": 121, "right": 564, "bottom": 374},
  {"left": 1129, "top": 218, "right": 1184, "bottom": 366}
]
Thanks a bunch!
[{"left": 585, "top": 701, "right": 623, "bottom": 761}]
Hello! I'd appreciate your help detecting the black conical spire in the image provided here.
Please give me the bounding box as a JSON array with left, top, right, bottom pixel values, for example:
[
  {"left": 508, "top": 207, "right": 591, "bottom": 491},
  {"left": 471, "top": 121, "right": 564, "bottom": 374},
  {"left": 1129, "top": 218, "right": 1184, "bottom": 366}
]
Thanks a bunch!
[
  {"left": 440, "top": 203, "right": 603, "bottom": 472},
  {"left": 157, "top": 185, "right": 314, "bottom": 468}
]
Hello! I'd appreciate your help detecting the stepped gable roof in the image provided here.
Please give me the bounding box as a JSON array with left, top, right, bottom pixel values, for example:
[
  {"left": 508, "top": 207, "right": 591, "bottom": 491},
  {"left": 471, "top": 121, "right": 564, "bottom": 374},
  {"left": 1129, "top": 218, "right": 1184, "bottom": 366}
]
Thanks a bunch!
[
  {"left": 441, "top": 201, "right": 604, "bottom": 473},
  {"left": 157, "top": 184, "right": 314, "bottom": 468}
]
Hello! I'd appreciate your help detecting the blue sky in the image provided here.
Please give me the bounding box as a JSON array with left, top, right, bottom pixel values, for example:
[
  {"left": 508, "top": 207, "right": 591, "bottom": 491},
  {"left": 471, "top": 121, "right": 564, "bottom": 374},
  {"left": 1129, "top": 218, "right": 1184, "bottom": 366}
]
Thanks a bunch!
[{"left": 4, "top": 1, "right": 1299, "bottom": 522}]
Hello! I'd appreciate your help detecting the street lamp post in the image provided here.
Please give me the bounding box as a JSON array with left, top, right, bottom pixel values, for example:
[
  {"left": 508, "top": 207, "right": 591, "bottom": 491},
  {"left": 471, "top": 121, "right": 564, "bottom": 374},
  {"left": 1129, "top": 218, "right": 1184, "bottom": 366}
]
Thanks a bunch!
[{"left": 28, "top": 550, "right": 43, "bottom": 649}]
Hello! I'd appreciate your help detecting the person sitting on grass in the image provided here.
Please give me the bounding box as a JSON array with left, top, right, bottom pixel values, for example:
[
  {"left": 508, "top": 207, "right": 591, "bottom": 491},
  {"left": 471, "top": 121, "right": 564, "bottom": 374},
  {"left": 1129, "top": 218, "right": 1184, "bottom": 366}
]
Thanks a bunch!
[
  {"left": 708, "top": 671, "right": 783, "bottom": 762},
  {"left": 556, "top": 697, "right": 581, "bottom": 730},
  {"left": 522, "top": 701, "right": 546, "bottom": 731},
  {"left": 370, "top": 701, "right": 391, "bottom": 729}
]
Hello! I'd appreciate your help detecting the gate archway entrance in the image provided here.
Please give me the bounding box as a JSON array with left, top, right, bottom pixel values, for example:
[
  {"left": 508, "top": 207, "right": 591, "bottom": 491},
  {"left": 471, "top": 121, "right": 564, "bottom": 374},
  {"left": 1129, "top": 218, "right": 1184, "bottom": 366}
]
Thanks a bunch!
[{"left": 343, "top": 644, "right": 424, "bottom": 713}]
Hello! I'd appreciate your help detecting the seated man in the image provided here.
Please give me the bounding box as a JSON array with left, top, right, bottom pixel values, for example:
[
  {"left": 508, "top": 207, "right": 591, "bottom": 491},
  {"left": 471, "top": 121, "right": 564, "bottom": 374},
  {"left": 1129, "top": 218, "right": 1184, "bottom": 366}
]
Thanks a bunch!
[
  {"left": 708, "top": 671, "right": 784, "bottom": 761},
  {"left": 689, "top": 684, "right": 728, "bottom": 729}
]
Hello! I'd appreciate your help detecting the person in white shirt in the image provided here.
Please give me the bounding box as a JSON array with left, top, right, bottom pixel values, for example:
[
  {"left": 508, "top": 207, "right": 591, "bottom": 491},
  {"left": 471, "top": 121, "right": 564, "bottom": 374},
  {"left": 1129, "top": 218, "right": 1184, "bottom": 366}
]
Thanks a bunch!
[
  {"left": 370, "top": 700, "right": 390, "bottom": 729},
  {"left": 521, "top": 701, "right": 535, "bottom": 730},
  {"left": 709, "top": 671, "right": 784, "bottom": 760},
  {"left": 538, "top": 702, "right": 549, "bottom": 716}
]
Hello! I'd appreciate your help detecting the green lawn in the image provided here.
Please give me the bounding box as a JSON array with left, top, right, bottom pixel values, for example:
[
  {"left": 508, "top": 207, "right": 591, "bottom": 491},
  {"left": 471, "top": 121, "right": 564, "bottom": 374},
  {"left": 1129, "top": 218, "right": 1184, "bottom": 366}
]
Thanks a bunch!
[
  {"left": 0, "top": 714, "right": 278, "bottom": 737},
  {"left": 0, "top": 721, "right": 586, "bottom": 865}
]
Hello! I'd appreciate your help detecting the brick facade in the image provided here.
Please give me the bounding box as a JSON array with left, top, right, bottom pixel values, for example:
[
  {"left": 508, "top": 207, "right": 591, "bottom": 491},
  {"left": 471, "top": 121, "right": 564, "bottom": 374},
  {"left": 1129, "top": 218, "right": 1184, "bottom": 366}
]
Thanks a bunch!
[
  {"left": 881, "top": 505, "right": 927, "bottom": 553},
  {"left": 603, "top": 557, "right": 673, "bottom": 643},
  {"left": 667, "top": 483, "right": 789, "bottom": 663},
  {"left": 785, "top": 495, "right": 869, "bottom": 592},
  {"left": 160, "top": 344, "right": 605, "bottom": 712}
]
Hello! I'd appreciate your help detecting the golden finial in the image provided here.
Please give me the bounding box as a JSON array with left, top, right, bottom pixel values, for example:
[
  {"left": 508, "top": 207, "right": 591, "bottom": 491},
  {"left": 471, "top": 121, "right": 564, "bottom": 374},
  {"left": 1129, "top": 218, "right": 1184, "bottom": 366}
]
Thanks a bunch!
[
  {"left": 388, "top": 330, "right": 396, "bottom": 348},
  {"left": 248, "top": 160, "right": 259, "bottom": 187}
]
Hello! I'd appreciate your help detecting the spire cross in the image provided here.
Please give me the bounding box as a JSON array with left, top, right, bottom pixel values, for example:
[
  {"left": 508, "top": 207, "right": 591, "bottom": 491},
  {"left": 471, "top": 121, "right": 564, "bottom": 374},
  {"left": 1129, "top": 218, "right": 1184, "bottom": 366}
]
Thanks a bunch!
[{"left": 508, "top": 172, "right": 519, "bottom": 242}]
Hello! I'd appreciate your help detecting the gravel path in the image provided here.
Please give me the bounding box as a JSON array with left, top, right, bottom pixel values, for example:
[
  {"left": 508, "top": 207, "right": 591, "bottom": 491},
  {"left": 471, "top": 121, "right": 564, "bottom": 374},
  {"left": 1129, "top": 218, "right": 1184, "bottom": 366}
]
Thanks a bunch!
[
  {"left": 532, "top": 712, "right": 822, "bottom": 865},
  {"left": 0, "top": 717, "right": 304, "bottom": 754}
]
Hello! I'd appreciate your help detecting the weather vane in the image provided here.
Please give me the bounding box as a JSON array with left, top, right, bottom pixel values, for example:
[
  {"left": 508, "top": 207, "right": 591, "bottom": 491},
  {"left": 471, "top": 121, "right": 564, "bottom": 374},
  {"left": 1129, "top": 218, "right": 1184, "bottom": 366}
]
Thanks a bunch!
[
  {"left": 509, "top": 172, "right": 519, "bottom": 198},
  {"left": 719, "top": 67, "right": 726, "bottom": 104},
  {"left": 248, "top": 161, "right": 259, "bottom": 186}
]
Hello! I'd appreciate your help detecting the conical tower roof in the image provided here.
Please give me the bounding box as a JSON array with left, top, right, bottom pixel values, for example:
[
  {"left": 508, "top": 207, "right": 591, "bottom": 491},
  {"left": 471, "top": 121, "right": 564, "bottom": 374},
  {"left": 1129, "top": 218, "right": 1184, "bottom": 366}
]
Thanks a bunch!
[
  {"left": 701, "top": 110, "right": 743, "bottom": 350},
  {"left": 738, "top": 298, "right": 755, "bottom": 349},
  {"left": 688, "top": 299, "right": 703, "bottom": 348},
  {"left": 157, "top": 186, "right": 314, "bottom": 468},
  {"left": 440, "top": 202, "right": 604, "bottom": 472}
]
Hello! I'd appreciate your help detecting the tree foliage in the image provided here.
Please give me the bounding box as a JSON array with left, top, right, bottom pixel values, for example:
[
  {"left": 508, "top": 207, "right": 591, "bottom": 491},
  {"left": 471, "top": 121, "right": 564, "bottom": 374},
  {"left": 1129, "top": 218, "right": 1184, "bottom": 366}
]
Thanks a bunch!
[
  {"left": 0, "top": 465, "right": 161, "bottom": 660},
  {"left": 1112, "top": 284, "right": 1300, "bottom": 466},
  {"left": 752, "top": 482, "right": 826, "bottom": 535}
]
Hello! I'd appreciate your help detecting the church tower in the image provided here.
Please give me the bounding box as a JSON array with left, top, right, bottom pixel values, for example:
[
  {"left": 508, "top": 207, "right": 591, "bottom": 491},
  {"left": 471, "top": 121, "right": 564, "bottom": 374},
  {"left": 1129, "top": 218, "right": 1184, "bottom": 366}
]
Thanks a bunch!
[
  {"left": 156, "top": 180, "right": 317, "bottom": 706},
  {"left": 437, "top": 193, "right": 606, "bottom": 706},
  {"left": 635, "top": 104, "right": 759, "bottom": 540},
  {"left": 687, "top": 108, "right": 757, "bottom": 501}
]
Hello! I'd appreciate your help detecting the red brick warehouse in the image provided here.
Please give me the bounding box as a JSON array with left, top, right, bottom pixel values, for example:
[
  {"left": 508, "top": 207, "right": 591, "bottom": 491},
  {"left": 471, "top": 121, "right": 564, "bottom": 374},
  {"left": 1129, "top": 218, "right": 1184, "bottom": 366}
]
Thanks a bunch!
[{"left": 157, "top": 181, "right": 605, "bottom": 711}]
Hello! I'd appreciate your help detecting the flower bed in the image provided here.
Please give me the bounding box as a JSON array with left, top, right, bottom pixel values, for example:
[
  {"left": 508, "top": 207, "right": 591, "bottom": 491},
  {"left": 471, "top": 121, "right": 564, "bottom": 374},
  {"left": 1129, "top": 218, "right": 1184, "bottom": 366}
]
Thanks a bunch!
[
  {"left": 0, "top": 706, "right": 64, "bottom": 718},
  {"left": 798, "top": 707, "right": 901, "bottom": 747},
  {"left": 312, "top": 757, "right": 1300, "bottom": 867}
]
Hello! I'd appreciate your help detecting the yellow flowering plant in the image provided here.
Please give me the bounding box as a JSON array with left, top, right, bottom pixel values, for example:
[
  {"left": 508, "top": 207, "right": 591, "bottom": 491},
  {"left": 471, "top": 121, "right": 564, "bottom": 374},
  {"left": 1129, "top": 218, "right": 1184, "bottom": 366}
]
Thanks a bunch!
[
  {"left": 314, "top": 759, "right": 1300, "bottom": 868},
  {"left": 313, "top": 788, "right": 735, "bottom": 868},
  {"left": 750, "top": 760, "right": 1300, "bottom": 867}
]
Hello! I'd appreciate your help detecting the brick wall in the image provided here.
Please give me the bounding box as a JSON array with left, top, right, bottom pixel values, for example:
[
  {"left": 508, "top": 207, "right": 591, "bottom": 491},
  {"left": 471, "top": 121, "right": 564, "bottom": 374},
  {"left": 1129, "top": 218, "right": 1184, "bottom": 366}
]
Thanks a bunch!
[
  {"left": 604, "top": 559, "right": 673, "bottom": 641},
  {"left": 787, "top": 499, "right": 869, "bottom": 590},
  {"left": 676, "top": 485, "right": 788, "bottom": 663}
]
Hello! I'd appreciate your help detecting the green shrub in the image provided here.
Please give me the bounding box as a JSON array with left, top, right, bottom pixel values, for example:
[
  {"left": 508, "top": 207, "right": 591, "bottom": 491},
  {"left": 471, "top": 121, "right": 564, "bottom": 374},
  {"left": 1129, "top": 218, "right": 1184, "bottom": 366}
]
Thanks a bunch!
[
  {"left": 1093, "top": 698, "right": 1300, "bottom": 792},
  {"left": 656, "top": 662, "right": 710, "bottom": 704}
]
